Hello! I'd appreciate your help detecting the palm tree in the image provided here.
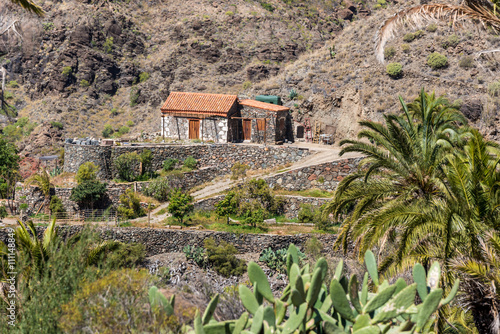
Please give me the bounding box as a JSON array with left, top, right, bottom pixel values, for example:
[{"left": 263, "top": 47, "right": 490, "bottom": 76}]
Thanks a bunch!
[
  {"left": 375, "top": 0, "right": 500, "bottom": 62},
  {"left": 9, "top": 0, "right": 44, "bottom": 16},
  {"left": 453, "top": 231, "right": 500, "bottom": 334},
  {"left": 26, "top": 168, "right": 53, "bottom": 215},
  {"left": 325, "top": 89, "right": 468, "bottom": 265}
]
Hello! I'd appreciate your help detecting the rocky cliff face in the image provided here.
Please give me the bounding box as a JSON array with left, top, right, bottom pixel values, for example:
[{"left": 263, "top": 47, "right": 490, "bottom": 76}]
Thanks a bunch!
[{"left": 1, "top": 0, "right": 499, "bottom": 144}]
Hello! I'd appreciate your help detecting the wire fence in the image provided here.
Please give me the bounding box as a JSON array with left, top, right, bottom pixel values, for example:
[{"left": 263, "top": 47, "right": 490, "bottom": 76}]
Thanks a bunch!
[{"left": 30, "top": 209, "right": 119, "bottom": 224}]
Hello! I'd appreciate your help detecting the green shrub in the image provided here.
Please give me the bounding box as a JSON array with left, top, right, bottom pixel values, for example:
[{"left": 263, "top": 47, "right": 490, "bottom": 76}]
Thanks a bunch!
[
  {"left": 242, "top": 80, "right": 252, "bottom": 89},
  {"left": 143, "top": 177, "right": 171, "bottom": 201},
  {"left": 117, "top": 188, "right": 145, "bottom": 219},
  {"left": 260, "top": 2, "right": 274, "bottom": 11},
  {"left": 225, "top": 11, "right": 234, "bottom": 15},
  {"left": 386, "top": 62, "right": 403, "bottom": 78},
  {"left": 167, "top": 190, "right": 193, "bottom": 225},
  {"left": 403, "top": 32, "right": 415, "bottom": 42},
  {"left": 214, "top": 192, "right": 238, "bottom": 221},
  {"left": 288, "top": 89, "right": 298, "bottom": 99},
  {"left": 102, "top": 124, "right": 114, "bottom": 138},
  {"left": 230, "top": 162, "right": 250, "bottom": 180},
  {"left": 427, "top": 52, "right": 448, "bottom": 69},
  {"left": 50, "top": 121, "right": 63, "bottom": 130},
  {"left": 374, "top": 0, "right": 387, "bottom": 9},
  {"left": 0, "top": 205, "right": 7, "bottom": 220},
  {"left": 101, "top": 243, "right": 146, "bottom": 269},
  {"left": 114, "top": 152, "right": 141, "bottom": 182},
  {"left": 459, "top": 55, "right": 474, "bottom": 68},
  {"left": 49, "top": 196, "right": 65, "bottom": 215},
  {"left": 62, "top": 66, "right": 72, "bottom": 77},
  {"left": 59, "top": 269, "right": 181, "bottom": 333},
  {"left": 427, "top": 23, "right": 438, "bottom": 32},
  {"left": 304, "top": 237, "right": 323, "bottom": 260},
  {"left": 139, "top": 72, "right": 150, "bottom": 83},
  {"left": 126, "top": 120, "right": 134, "bottom": 127},
  {"left": 259, "top": 247, "right": 305, "bottom": 273},
  {"left": 80, "top": 79, "right": 90, "bottom": 87},
  {"left": 130, "top": 88, "right": 139, "bottom": 107},
  {"left": 298, "top": 203, "right": 331, "bottom": 231},
  {"left": 442, "top": 34, "right": 460, "bottom": 49},
  {"left": 183, "top": 156, "right": 197, "bottom": 169},
  {"left": 104, "top": 36, "right": 114, "bottom": 53},
  {"left": 488, "top": 81, "right": 500, "bottom": 97},
  {"left": 383, "top": 46, "right": 396, "bottom": 60},
  {"left": 118, "top": 126, "right": 130, "bottom": 135},
  {"left": 70, "top": 180, "right": 107, "bottom": 209},
  {"left": 163, "top": 158, "right": 178, "bottom": 171},
  {"left": 413, "top": 30, "right": 425, "bottom": 38},
  {"left": 204, "top": 238, "right": 246, "bottom": 277},
  {"left": 7, "top": 80, "right": 18, "bottom": 88},
  {"left": 401, "top": 43, "right": 410, "bottom": 53}
]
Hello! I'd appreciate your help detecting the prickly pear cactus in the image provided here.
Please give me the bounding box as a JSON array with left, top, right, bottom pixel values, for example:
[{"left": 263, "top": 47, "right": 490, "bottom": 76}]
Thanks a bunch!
[{"left": 184, "top": 244, "right": 458, "bottom": 334}]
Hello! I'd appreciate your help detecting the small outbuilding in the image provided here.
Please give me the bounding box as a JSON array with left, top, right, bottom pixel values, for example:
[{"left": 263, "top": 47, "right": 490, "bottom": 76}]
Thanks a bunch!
[{"left": 160, "top": 92, "right": 293, "bottom": 144}]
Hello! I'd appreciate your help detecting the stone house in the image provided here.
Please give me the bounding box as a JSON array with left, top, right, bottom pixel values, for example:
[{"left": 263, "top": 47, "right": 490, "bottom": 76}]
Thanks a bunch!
[{"left": 160, "top": 92, "right": 292, "bottom": 144}]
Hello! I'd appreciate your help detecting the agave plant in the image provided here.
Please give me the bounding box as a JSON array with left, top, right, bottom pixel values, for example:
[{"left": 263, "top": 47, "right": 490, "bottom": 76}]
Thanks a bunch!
[
  {"left": 181, "top": 244, "right": 458, "bottom": 334},
  {"left": 8, "top": 0, "right": 44, "bottom": 16},
  {"left": 375, "top": 0, "right": 500, "bottom": 63}
]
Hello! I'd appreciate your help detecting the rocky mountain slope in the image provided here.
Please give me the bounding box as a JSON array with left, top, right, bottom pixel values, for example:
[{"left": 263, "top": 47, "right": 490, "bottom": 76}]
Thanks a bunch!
[{"left": 1, "top": 0, "right": 499, "bottom": 144}]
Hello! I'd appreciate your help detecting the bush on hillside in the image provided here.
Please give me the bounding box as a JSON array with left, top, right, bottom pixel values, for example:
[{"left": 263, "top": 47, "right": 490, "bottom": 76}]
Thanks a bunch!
[
  {"left": 183, "top": 156, "right": 198, "bottom": 169},
  {"left": 386, "top": 62, "right": 403, "bottom": 78},
  {"left": 427, "top": 52, "right": 448, "bottom": 69}
]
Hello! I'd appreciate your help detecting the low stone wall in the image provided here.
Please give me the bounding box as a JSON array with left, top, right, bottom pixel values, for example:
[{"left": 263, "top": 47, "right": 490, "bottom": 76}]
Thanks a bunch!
[
  {"left": 63, "top": 143, "right": 310, "bottom": 180},
  {"left": 0, "top": 226, "right": 338, "bottom": 256},
  {"left": 193, "top": 194, "right": 330, "bottom": 219},
  {"left": 263, "top": 157, "right": 363, "bottom": 191},
  {"left": 15, "top": 166, "right": 217, "bottom": 213}
]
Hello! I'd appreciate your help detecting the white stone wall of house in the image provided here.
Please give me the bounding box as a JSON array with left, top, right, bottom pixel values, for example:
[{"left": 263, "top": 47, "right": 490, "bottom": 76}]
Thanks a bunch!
[
  {"left": 201, "top": 118, "right": 228, "bottom": 143},
  {"left": 161, "top": 115, "right": 228, "bottom": 142}
]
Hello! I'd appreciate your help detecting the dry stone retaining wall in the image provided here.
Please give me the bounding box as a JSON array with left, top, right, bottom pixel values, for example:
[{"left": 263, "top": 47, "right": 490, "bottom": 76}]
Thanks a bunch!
[
  {"left": 0, "top": 226, "right": 338, "bottom": 256},
  {"left": 63, "top": 143, "right": 310, "bottom": 180},
  {"left": 15, "top": 166, "right": 217, "bottom": 213},
  {"left": 194, "top": 195, "right": 330, "bottom": 219},
  {"left": 264, "top": 157, "right": 363, "bottom": 191}
]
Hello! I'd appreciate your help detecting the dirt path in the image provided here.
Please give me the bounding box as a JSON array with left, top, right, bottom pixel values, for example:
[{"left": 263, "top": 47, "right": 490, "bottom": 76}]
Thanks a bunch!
[{"left": 191, "top": 143, "right": 363, "bottom": 200}]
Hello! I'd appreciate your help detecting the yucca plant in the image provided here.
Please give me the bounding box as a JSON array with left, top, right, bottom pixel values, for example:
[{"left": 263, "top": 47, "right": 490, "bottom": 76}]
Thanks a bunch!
[{"left": 375, "top": 0, "right": 500, "bottom": 63}]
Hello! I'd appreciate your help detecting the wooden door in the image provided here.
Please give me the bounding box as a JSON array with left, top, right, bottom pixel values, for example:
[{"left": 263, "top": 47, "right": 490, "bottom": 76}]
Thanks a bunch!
[
  {"left": 243, "top": 119, "right": 252, "bottom": 141},
  {"left": 189, "top": 119, "right": 200, "bottom": 139}
]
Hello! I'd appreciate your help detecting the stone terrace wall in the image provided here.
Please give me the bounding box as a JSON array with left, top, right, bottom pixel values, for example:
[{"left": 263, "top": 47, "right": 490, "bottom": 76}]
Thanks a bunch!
[
  {"left": 64, "top": 143, "right": 311, "bottom": 180},
  {"left": 194, "top": 195, "right": 330, "bottom": 219},
  {"left": 264, "top": 157, "right": 363, "bottom": 191},
  {"left": 0, "top": 226, "right": 338, "bottom": 256},
  {"left": 15, "top": 166, "right": 217, "bottom": 213}
]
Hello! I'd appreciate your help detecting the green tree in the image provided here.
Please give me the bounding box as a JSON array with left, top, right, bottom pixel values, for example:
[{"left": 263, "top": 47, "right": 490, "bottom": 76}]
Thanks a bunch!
[
  {"left": 0, "top": 138, "right": 19, "bottom": 213},
  {"left": 114, "top": 152, "right": 141, "bottom": 182},
  {"left": 102, "top": 124, "right": 114, "bottom": 138},
  {"left": 167, "top": 190, "right": 193, "bottom": 225},
  {"left": 140, "top": 149, "right": 153, "bottom": 176},
  {"left": 49, "top": 196, "right": 65, "bottom": 218},
  {"left": 117, "top": 188, "right": 145, "bottom": 219},
  {"left": 215, "top": 192, "right": 237, "bottom": 224},
  {"left": 70, "top": 180, "right": 107, "bottom": 210},
  {"left": 76, "top": 162, "right": 99, "bottom": 184}
]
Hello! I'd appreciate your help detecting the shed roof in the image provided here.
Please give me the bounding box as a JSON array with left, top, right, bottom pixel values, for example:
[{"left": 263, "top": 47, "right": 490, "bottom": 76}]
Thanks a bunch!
[
  {"left": 239, "top": 99, "right": 290, "bottom": 112},
  {"left": 161, "top": 92, "right": 238, "bottom": 117}
]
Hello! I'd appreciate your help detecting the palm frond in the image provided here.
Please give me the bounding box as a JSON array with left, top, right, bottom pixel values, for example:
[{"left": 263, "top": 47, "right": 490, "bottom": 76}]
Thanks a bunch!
[
  {"left": 375, "top": 4, "right": 500, "bottom": 63},
  {"left": 9, "top": 0, "right": 44, "bottom": 16}
]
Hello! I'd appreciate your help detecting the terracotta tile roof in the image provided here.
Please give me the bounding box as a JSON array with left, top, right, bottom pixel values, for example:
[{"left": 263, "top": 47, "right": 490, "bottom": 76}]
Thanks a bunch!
[
  {"left": 161, "top": 92, "right": 238, "bottom": 117},
  {"left": 239, "top": 99, "right": 290, "bottom": 112}
]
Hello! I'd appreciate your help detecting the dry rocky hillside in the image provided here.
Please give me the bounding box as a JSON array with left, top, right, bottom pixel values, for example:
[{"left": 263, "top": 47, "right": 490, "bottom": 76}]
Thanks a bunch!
[{"left": 1, "top": 0, "right": 500, "bottom": 145}]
